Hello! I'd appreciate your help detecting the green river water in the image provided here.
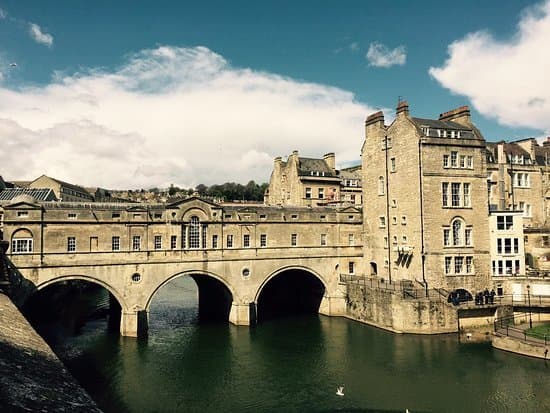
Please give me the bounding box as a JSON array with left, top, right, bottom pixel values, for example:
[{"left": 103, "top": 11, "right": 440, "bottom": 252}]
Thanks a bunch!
[{"left": 34, "top": 277, "right": 550, "bottom": 413}]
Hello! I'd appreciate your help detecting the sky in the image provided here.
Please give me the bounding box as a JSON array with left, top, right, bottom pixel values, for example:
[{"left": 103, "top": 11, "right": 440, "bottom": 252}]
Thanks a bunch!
[{"left": 0, "top": 0, "right": 549, "bottom": 189}]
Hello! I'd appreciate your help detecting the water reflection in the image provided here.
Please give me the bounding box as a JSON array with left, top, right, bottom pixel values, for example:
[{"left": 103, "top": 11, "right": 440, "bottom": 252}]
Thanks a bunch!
[{"left": 33, "top": 277, "right": 550, "bottom": 413}]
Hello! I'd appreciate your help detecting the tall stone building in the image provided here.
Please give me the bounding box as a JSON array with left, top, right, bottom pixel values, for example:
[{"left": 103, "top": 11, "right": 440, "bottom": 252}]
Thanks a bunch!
[
  {"left": 362, "top": 103, "right": 490, "bottom": 293},
  {"left": 265, "top": 151, "right": 362, "bottom": 207}
]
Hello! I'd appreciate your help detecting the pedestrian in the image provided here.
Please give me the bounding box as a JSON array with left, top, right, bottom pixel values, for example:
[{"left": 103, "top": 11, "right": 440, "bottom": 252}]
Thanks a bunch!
[
  {"left": 484, "top": 289, "right": 489, "bottom": 305},
  {"left": 490, "top": 289, "right": 496, "bottom": 305}
]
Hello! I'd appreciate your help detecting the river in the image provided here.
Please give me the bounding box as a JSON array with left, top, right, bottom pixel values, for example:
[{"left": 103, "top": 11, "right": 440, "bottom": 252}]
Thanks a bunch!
[{"left": 32, "top": 277, "right": 550, "bottom": 413}]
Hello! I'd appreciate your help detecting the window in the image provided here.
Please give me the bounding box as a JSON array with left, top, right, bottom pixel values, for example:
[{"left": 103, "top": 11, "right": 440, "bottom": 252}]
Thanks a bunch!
[
  {"left": 454, "top": 257, "right": 464, "bottom": 274},
  {"left": 513, "top": 173, "right": 530, "bottom": 188},
  {"left": 348, "top": 261, "right": 355, "bottom": 275},
  {"left": 392, "top": 216, "right": 397, "bottom": 225},
  {"left": 154, "top": 235, "right": 162, "bottom": 250},
  {"left": 514, "top": 238, "right": 519, "bottom": 253},
  {"left": 402, "top": 235, "right": 408, "bottom": 243},
  {"left": 212, "top": 235, "right": 218, "bottom": 249},
  {"left": 443, "top": 182, "right": 471, "bottom": 208},
  {"left": 320, "top": 234, "right": 327, "bottom": 246},
  {"left": 459, "top": 155, "right": 466, "bottom": 168},
  {"left": 390, "top": 157, "right": 396, "bottom": 172},
  {"left": 259, "top": 214, "right": 267, "bottom": 220},
  {"left": 243, "top": 234, "right": 250, "bottom": 248},
  {"left": 391, "top": 199, "right": 397, "bottom": 208},
  {"left": 465, "top": 229, "right": 472, "bottom": 246},
  {"left": 463, "top": 183, "right": 470, "bottom": 207},
  {"left": 320, "top": 215, "right": 326, "bottom": 220},
  {"left": 443, "top": 229, "right": 450, "bottom": 246},
  {"left": 451, "top": 183, "right": 461, "bottom": 207},
  {"left": 445, "top": 256, "right": 473, "bottom": 275},
  {"left": 132, "top": 236, "right": 141, "bottom": 251},
  {"left": 445, "top": 257, "right": 452, "bottom": 274},
  {"left": 291, "top": 233, "right": 297, "bottom": 246},
  {"left": 112, "top": 236, "right": 120, "bottom": 251},
  {"left": 68, "top": 213, "right": 77, "bottom": 219},
  {"left": 226, "top": 234, "right": 233, "bottom": 248},
  {"left": 11, "top": 238, "right": 33, "bottom": 253},
  {"left": 17, "top": 211, "right": 28, "bottom": 217},
  {"left": 67, "top": 236, "right": 76, "bottom": 252},
  {"left": 443, "top": 154, "right": 449, "bottom": 168},
  {"left": 112, "top": 212, "right": 121, "bottom": 218},
  {"left": 189, "top": 216, "right": 200, "bottom": 249},
  {"left": 291, "top": 214, "right": 298, "bottom": 219},
  {"left": 401, "top": 216, "right": 407, "bottom": 225},
  {"left": 171, "top": 235, "right": 177, "bottom": 249},
  {"left": 378, "top": 176, "right": 385, "bottom": 195},
  {"left": 133, "top": 213, "right": 141, "bottom": 218},
  {"left": 497, "top": 215, "right": 513, "bottom": 230},
  {"left": 384, "top": 236, "right": 388, "bottom": 248},
  {"left": 450, "top": 151, "right": 458, "bottom": 167},
  {"left": 348, "top": 234, "right": 355, "bottom": 246},
  {"left": 452, "top": 220, "right": 462, "bottom": 245},
  {"left": 392, "top": 236, "right": 398, "bottom": 246},
  {"left": 260, "top": 234, "right": 267, "bottom": 247},
  {"left": 466, "top": 156, "right": 473, "bottom": 168},
  {"left": 318, "top": 188, "right": 324, "bottom": 199},
  {"left": 305, "top": 187, "right": 312, "bottom": 199},
  {"left": 379, "top": 216, "right": 386, "bottom": 228}
]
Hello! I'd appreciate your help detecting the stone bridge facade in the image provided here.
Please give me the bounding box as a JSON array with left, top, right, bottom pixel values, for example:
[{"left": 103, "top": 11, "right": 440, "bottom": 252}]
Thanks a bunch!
[{"left": 2, "top": 196, "right": 364, "bottom": 336}]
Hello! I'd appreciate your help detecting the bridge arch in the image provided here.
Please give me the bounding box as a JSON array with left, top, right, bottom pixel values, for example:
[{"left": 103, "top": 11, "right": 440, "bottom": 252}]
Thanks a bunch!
[
  {"left": 254, "top": 265, "right": 328, "bottom": 322},
  {"left": 36, "top": 275, "right": 128, "bottom": 311},
  {"left": 145, "top": 269, "right": 235, "bottom": 311},
  {"left": 254, "top": 265, "right": 328, "bottom": 303}
]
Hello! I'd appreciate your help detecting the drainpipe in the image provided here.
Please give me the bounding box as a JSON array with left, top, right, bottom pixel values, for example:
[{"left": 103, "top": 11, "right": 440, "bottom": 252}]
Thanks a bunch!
[
  {"left": 418, "top": 138, "right": 427, "bottom": 296},
  {"left": 384, "top": 134, "right": 392, "bottom": 284}
]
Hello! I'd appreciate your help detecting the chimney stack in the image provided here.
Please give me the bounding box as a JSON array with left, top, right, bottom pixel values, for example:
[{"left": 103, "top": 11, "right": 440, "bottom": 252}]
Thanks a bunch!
[
  {"left": 439, "top": 106, "right": 471, "bottom": 126},
  {"left": 323, "top": 152, "right": 336, "bottom": 172},
  {"left": 396, "top": 100, "right": 409, "bottom": 117}
]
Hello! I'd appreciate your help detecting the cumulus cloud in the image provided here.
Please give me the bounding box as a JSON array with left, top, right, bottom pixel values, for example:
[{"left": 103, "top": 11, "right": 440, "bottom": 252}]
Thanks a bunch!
[
  {"left": 366, "top": 42, "right": 406, "bottom": 68},
  {"left": 430, "top": 0, "right": 550, "bottom": 132},
  {"left": 28, "top": 23, "right": 53, "bottom": 47},
  {"left": 0, "top": 46, "right": 375, "bottom": 189}
]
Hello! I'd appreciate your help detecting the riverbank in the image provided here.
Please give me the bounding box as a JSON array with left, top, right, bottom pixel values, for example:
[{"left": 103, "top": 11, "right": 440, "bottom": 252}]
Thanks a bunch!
[{"left": 0, "top": 293, "right": 102, "bottom": 412}]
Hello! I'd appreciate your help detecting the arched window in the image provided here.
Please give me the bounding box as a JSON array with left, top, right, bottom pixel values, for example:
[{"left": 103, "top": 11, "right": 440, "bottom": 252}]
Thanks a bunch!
[
  {"left": 11, "top": 228, "right": 34, "bottom": 254},
  {"left": 444, "top": 218, "right": 472, "bottom": 247},
  {"left": 452, "top": 220, "right": 462, "bottom": 246},
  {"left": 378, "top": 176, "right": 385, "bottom": 195},
  {"left": 189, "top": 216, "right": 200, "bottom": 249}
]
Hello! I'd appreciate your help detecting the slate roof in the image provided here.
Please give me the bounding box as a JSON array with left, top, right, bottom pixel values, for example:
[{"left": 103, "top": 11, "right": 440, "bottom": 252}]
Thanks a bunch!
[
  {"left": 411, "top": 118, "right": 472, "bottom": 131},
  {"left": 297, "top": 157, "right": 337, "bottom": 177},
  {"left": 0, "top": 188, "right": 57, "bottom": 202}
]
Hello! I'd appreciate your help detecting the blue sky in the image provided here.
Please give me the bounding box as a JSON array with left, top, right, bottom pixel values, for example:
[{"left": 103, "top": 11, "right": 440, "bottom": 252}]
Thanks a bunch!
[{"left": 0, "top": 0, "right": 549, "bottom": 188}]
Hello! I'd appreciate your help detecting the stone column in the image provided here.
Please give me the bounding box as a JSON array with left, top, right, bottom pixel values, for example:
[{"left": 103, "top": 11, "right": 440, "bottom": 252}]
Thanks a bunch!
[
  {"left": 229, "top": 301, "right": 255, "bottom": 326},
  {"left": 120, "top": 308, "right": 148, "bottom": 337},
  {"left": 319, "top": 294, "right": 347, "bottom": 317}
]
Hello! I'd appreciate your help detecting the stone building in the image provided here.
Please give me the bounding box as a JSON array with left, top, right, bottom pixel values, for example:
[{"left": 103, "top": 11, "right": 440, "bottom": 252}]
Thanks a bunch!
[
  {"left": 265, "top": 151, "right": 362, "bottom": 207},
  {"left": 28, "top": 175, "right": 94, "bottom": 202},
  {"left": 362, "top": 103, "right": 490, "bottom": 293}
]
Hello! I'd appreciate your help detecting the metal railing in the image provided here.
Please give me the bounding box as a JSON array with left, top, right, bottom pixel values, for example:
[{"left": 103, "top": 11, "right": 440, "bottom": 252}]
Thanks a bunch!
[
  {"left": 339, "top": 274, "right": 448, "bottom": 302},
  {"left": 494, "top": 313, "right": 549, "bottom": 346}
]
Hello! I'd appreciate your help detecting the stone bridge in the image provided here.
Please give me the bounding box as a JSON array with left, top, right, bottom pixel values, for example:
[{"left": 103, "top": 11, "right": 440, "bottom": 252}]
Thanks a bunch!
[{"left": 1, "top": 196, "right": 364, "bottom": 337}]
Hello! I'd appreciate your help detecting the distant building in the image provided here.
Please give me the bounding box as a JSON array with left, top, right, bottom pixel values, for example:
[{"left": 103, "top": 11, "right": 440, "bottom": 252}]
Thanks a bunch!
[
  {"left": 28, "top": 175, "right": 94, "bottom": 202},
  {"left": 265, "top": 151, "right": 361, "bottom": 207}
]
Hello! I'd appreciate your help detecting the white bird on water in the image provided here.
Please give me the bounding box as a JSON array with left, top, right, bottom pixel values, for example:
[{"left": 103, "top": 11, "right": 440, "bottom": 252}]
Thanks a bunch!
[
  {"left": 9, "top": 62, "right": 17, "bottom": 67},
  {"left": 336, "top": 386, "right": 344, "bottom": 396}
]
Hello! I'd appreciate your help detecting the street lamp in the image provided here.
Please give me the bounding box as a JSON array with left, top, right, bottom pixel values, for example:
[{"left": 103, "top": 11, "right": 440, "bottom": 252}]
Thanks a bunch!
[{"left": 527, "top": 284, "right": 532, "bottom": 329}]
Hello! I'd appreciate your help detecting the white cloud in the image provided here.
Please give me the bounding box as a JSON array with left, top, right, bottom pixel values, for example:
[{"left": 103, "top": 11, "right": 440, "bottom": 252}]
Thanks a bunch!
[
  {"left": 366, "top": 42, "right": 406, "bottom": 68},
  {"left": 430, "top": 0, "right": 550, "bottom": 133},
  {"left": 0, "top": 8, "right": 7, "bottom": 19},
  {"left": 28, "top": 23, "right": 53, "bottom": 47},
  {"left": 0, "top": 46, "right": 376, "bottom": 189}
]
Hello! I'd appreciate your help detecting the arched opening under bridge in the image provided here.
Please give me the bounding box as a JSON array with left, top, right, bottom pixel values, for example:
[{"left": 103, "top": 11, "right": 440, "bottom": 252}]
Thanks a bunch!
[
  {"left": 22, "top": 278, "right": 123, "bottom": 344},
  {"left": 256, "top": 268, "right": 325, "bottom": 323},
  {"left": 147, "top": 273, "right": 233, "bottom": 331}
]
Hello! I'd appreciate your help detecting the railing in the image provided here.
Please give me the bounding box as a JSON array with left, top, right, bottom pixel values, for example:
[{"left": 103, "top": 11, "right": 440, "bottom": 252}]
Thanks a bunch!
[
  {"left": 494, "top": 313, "right": 549, "bottom": 346},
  {"left": 492, "top": 294, "right": 550, "bottom": 306},
  {"left": 339, "top": 274, "right": 448, "bottom": 302}
]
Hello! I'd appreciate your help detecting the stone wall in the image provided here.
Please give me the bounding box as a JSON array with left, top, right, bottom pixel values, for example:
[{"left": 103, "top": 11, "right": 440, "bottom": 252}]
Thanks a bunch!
[
  {"left": 493, "top": 335, "right": 549, "bottom": 360},
  {"left": 0, "top": 293, "right": 101, "bottom": 412},
  {"left": 346, "top": 283, "right": 458, "bottom": 334}
]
